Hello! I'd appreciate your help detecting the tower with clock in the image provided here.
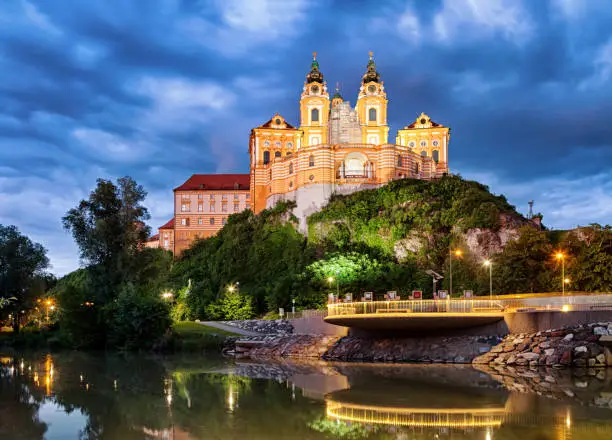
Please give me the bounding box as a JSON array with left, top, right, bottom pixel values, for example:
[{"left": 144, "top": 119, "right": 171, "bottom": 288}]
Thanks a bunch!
[{"left": 299, "top": 52, "right": 330, "bottom": 147}]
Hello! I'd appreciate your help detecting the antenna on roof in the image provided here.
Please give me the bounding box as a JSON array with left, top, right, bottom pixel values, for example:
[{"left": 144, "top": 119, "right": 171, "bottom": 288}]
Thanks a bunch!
[{"left": 528, "top": 200, "right": 534, "bottom": 219}]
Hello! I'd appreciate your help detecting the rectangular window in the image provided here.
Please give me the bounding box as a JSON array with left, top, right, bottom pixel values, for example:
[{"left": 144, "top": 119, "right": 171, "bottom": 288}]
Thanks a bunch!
[
  {"left": 210, "top": 203, "right": 215, "bottom": 212},
  {"left": 198, "top": 194, "right": 203, "bottom": 199},
  {"left": 181, "top": 204, "right": 189, "bottom": 212},
  {"left": 234, "top": 203, "right": 239, "bottom": 212},
  {"left": 210, "top": 217, "right": 215, "bottom": 225},
  {"left": 222, "top": 194, "right": 228, "bottom": 200},
  {"left": 198, "top": 218, "right": 203, "bottom": 225},
  {"left": 198, "top": 203, "right": 203, "bottom": 212},
  {"left": 246, "top": 194, "right": 250, "bottom": 200},
  {"left": 222, "top": 217, "right": 227, "bottom": 225},
  {"left": 180, "top": 218, "right": 187, "bottom": 226},
  {"left": 234, "top": 194, "right": 239, "bottom": 200},
  {"left": 210, "top": 194, "right": 215, "bottom": 200},
  {"left": 182, "top": 194, "right": 189, "bottom": 199},
  {"left": 222, "top": 204, "right": 228, "bottom": 213},
  {"left": 164, "top": 240, "right": 169, "bottom": 248},
  {"left": 246, "top": 203, "right": 251, "bottom": 210}
]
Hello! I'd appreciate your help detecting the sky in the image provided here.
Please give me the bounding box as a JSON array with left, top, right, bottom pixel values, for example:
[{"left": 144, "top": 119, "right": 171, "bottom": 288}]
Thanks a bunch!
[{"left": 1, "top": 0, "right": 612, "bottom": 276}]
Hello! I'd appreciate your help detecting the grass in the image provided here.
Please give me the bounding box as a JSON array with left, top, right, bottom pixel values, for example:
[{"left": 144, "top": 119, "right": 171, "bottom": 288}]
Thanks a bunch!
[
  {"left": 172, "top": 321, "right": 239, "bottom": 337},
  {"left": 169, "top": 322, "right": 238, "bottom": 352}
]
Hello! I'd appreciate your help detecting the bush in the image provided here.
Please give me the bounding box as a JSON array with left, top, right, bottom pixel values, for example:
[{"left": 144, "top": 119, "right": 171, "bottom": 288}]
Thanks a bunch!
[{"left": 106, "top": 284, "right": 172, "bottom": 351}]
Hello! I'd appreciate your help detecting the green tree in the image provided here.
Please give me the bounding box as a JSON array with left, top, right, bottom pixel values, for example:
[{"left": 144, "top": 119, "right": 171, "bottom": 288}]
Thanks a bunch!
[
  {"left": 562, "top": 224, "right": 612, "bottom": 292},
  {"left": 0, "top": 225, "right": 50, "bottom": 331},
  {"left": 62, "top": 176, "right": 150, "bottom": 302}
]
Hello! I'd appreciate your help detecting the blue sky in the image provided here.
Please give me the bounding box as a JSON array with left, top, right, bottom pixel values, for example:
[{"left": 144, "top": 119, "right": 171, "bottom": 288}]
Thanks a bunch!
[{"left": 1, "top": 0, "right": 612, "bottom": 276}]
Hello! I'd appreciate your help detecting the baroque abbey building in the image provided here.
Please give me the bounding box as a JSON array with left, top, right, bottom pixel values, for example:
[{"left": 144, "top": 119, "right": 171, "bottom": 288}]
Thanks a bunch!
[{"left": 147, "top": 53, "right": 450, "bottom": 254}]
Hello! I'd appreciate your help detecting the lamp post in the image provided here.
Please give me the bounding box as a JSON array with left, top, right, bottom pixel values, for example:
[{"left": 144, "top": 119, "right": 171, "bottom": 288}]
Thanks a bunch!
[
  {"left": 449, "top": 249, "right": 462, "bottom": 297},
  {"left": 327, "top": 276, "right": 339, "bottom": 297},
  {"left": 45, "top": 300, "right": 52, "bottom": 322},
  {"left": 483, "top": 260, "right": 493, "bottom": 300},
  {"left": 556, "top": 252, "right": 565, "bottom": 295}
]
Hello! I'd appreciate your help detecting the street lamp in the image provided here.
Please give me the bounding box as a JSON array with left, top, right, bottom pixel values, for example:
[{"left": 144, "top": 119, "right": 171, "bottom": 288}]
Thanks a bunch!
[
  {"left": 327, "top": 276, "right": 339, "bottom": 297},
  {"left": 449, "top": 249, "right": 462, "bottom": 296},
  {"left": 555, "top": 252, "right": 565, "bottom": 295},
  {"left": 483, "top": 260, "right": 493, "bottom": 299},
  {"left": 45, "top": 300, "right": 52, "bottom": 322}
]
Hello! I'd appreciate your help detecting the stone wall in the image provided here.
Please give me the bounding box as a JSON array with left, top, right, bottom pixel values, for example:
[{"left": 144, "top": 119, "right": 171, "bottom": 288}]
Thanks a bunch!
[
  {"left": 473, "top": 322, "right": 612, "bottom": 367},
  {"left": 222, "top": 319, "right": 294, "bottom": 335}
]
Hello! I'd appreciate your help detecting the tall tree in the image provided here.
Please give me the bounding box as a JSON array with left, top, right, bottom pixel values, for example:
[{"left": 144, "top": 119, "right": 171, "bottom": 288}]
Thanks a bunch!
[
  {"left": 62, "top": 177, "right": 150, "bottom": 302},
  {"left": 0, "top": 225, "right": 49, "bottom": 331}
]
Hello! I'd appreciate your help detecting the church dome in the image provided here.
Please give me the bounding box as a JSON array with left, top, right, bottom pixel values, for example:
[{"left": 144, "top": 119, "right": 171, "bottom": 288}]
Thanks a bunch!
[
  {"left": 362, "top": 52, "right": 381, "bottom": 84},
  {"left": 306, "top": 52, "right": 324, "bottom": 84}
]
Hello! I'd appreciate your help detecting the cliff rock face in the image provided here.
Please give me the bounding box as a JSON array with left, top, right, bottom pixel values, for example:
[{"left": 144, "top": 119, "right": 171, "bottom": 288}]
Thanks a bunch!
[{"left": 463, "top": 214, "right": 531, "bottom": 260}]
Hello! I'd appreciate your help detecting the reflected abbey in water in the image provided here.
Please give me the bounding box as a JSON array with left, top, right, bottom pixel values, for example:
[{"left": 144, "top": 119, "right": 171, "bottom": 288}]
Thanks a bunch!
[{"left": 1, "top": 352, "right": 612, "bottom": 439}]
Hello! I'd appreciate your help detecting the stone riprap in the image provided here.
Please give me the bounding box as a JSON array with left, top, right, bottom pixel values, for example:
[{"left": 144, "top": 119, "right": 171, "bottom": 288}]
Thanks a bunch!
[
  {"left": 222, "top": 319, "right": 294, "bottom": 335},
  {"left": 225, "top": 334, "right": 500, "bottom": 363},
  {"left": 472, "top": 322, "right": 612, "bottom": 367}
]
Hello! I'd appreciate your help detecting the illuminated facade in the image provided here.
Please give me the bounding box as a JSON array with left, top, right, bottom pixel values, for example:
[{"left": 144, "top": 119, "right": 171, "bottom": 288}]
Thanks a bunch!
[{"left": 155, "top": 53, "right": 450, "bottom": 254}]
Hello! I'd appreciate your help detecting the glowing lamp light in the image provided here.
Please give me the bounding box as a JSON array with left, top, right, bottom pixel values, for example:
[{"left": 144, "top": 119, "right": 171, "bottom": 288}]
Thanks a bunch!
[
  {"left": 555, "top": 252, "right": 564, "bottom": 260},
  {"left": 227, "top": 285, "right": 235, "bottom": 293},
  {"left": 50, "top": 306, "right": 55, "bottom": 311},
  {"left": 564, "top": 278, "right": 570, "bottom": 284},
  {"left": 561, "top": 304, "right": 570, "bottom": 312},
  {"left": 327, "top": 276, "right": 334, "bottom": 283},
  {"left": 161, "top": 291, "right": 174, "bottom": 299},
  {"left": 454, "top": 250, "right": 462, "bottom": 257},
  {"left": 483, "top": 260, "right": 491, "bottom": 267}
]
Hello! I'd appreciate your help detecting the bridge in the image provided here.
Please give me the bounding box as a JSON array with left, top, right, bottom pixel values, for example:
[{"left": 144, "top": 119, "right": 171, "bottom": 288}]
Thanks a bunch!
[{"left": 324, "top": 293, "right": 612, "bottom": 333}]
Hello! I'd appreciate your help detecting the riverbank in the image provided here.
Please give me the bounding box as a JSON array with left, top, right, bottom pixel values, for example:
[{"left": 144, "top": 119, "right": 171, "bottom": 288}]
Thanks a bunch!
[{"left": 225, "top": 321, "right": 612, "bottom": 366}]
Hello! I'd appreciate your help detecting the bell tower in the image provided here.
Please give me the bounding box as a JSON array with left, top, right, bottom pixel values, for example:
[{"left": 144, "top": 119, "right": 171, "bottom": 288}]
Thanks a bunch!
[
  {"left": 299, "top": 52, "right": 330, "bottom": 147},
  {"left": 356, "top": 52, "right": 389, "bottom": 145}
]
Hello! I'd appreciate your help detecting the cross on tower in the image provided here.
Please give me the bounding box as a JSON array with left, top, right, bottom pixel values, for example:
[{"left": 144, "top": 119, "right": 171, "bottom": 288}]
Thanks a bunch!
[{"left": 312, "top": 51, "right": 317, "bottom": 60}]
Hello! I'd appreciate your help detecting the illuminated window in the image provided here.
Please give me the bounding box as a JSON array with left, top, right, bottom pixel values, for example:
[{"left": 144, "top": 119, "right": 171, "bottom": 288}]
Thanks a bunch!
[
  {"left": 289, "top": 162, "right": 294, "bottom": 174},
  {"left": 368, "top": 107, "right": 377, "bottom": 122},
  {"left": 181, "top": 218, "right": 188, "bottom": 226},
  {"left": 432, "top": 150, "right": 439, "bottom": 163},
  {"left": 198, "top": 218, "right": 203, "bottom": 225},
  {"left": 309, "top": 155, "right": 315, "bottom": 167},
  {"left": 210, "top": 217, "right": 215, "bottom": 225},
  {"left": 263, "top": 151, "right": 270, "bottom": 164},
  {"left": 181, "top": 204, "right": 189, "bottom": 212},
  {"left": 311, "top": 108, "right": 319, "bottom": 122},
  {"left": 197, "top": 203, "right": 203, "bottom": 212}
]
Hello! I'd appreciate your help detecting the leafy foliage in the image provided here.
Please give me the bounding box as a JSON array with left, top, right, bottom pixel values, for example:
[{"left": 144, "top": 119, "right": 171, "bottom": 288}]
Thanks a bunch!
[{"left": 0, "top": 224, "right": 50, "bottom": 331}]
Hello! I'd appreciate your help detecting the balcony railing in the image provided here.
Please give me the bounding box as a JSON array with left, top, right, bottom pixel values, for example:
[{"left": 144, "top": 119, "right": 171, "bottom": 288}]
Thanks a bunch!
[{"left": 326, "top": 294, "right": 612, "bottom": 317}]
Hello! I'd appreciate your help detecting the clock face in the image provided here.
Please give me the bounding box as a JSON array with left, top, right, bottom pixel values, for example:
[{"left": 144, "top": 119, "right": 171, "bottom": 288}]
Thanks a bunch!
[
  {"left": 367, "top": 85, "right": 376, "bottom": 94},
  {"left": 420, "top": 118, "right": 426, "bottom": 124},
  {"left": 311, "top": 85, "right": 319, "bottom": 94},
  {"left": 275, "top": 118, "right": 281, "bottom": 125}
]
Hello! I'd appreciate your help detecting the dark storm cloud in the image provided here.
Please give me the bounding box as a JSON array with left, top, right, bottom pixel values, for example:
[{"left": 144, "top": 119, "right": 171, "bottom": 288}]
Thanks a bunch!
[{"left": 0, "top": 0, "right": 611, "bottom": 274}]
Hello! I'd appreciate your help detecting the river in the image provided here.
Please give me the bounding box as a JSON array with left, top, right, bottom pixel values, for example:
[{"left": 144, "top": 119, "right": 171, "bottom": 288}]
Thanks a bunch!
[{"left": 1, "top": 352, "right": 611, "bottom": 439}]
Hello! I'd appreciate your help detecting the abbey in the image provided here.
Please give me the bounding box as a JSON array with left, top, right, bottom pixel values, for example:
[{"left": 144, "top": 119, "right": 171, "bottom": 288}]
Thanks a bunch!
[{"left": 148, "top": 53, "right": 450, "bottom": 254}]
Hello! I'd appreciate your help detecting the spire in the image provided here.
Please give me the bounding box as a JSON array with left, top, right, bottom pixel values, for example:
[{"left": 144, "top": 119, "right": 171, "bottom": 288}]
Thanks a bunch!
[
  {"left": 362, "top": 51, "right": 381, "bottom": 84},
  {"left": 306, "top": 51, "right": 324, "bottom": 84},
  {"left": 332, "top": 81, "right": 343, "bottom": 100}
]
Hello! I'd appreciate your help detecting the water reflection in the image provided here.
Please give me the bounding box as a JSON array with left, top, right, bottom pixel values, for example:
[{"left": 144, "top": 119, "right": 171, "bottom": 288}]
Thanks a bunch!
[{"left": 1, "top": 353, "right": 612, "bottom": 439}]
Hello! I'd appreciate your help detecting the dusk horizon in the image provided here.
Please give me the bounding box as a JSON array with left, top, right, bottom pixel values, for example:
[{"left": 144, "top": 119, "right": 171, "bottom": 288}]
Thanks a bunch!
[{"left": 1, "top": 0, "right": 612, "bottom": 276}]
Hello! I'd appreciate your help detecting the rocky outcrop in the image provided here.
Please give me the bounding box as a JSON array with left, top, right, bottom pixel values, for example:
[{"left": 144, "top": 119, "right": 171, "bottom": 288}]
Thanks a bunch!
[
  {"left": 222, "top": 319, "right": 294, "bottom": 335},
  {"left": 473, "top": 323, "right": 612, "bottom": 368},
  {"left": 225, "top": 335, "right": 341, "bottom": 359}
]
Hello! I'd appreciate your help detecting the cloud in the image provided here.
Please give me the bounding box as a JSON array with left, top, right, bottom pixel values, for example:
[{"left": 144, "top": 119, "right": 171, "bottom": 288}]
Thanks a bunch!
[
  {"left": 21, "top": 0, "right": 62, "bottom": 35},
  {"left": 179, "top": 0, "right": 311, "bottom": 56},
  {"left": 433, "top": 0, "right": 534, "bottom": 44}
]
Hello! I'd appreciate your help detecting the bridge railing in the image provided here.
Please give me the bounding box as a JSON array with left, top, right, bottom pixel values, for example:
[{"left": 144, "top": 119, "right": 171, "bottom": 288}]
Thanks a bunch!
[{"left": 326, "top": 294, "right": 612, "bottom": 317}]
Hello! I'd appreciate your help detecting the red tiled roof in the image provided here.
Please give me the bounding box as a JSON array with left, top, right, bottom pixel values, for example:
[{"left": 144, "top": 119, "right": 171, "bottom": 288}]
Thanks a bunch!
[
  {"left": 159, "top": 218, "right": 174, "bottom": 230},
  {"left": 147, "top": 234, "right": 159, "bottom": 242},
  {"left": 174, "top": 174, "right": 250, "bottom": 191}
]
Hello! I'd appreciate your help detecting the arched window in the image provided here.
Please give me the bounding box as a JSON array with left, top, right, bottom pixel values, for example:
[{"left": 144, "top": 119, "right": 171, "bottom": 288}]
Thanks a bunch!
[
  {"left": 289, "top": 162, "right": 294, "bottom": 174},
  {"left": 415, "top": 163, "right": 419, "bottom": 174},
  {"left": 368, "top": 108, "right": 377, "bottom": 122},
  {"left": 309, "top": 155, "right": 315, "bottom": 167},
  {"left": 421, "top": 151, "right": 427, "bottom": 157},
  {"left": 263, "top": 151, "right": 270, "bottom": 164},
  {"left": 432, "top": 150, "right": 439, "bottom": 163},
  {"left": 275, "top": 151, "right": 281, "bottom": 158},
  {"left": 397, "top": 155, "right": 402, "bottom": 167},
  {"left": 311, "top": 108, "right": 319, "bottom": 122}
]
